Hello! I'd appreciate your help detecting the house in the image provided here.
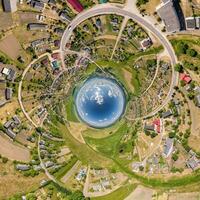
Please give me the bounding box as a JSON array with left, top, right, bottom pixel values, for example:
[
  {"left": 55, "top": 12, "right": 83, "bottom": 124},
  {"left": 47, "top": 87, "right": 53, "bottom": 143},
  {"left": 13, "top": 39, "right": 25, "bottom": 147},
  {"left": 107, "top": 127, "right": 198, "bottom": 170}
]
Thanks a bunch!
[
  {"left": 54, "top": 28, "right": 64, "bottom": 36},
  {"left": 48, "top": 0, "right": 56, "bottom": 5},
  {"left": 59, "top": 12, "right": 71, "bottom": 22},
  {"left": 163, "top": 138, "right": 174, "bottom": 158},
  {"left": 27, "top": 23, "right": 48, "bottom": 31},
  {"left": 3, "top": 0, "right": 17, "bottom": 12},
  {"left": 67, "top": 0, "right": 84, "bottom": 13},
  {"left": 186, "top": 156, "right": 199, "bottom": 170},
  {"left": 161, "top": 110, "right": 173, "bottom": 118},
  {"left": 76, "top": 168, "right": 87, "bottom": 181},
  {"left": 44, "top": 161, "right": 54, "bottom": 168},
  {"left": 195, "top": 94, "right": 200, "bottom": 107},
  {"left": 156, "top": 0, "right": 181, "bottom": 32},
  {"left": 54, "top": 40, "right": 60, "bottom": 47},
  {"left": 180, "top": 73, "right": 192, "bottom": 84},
  {"left": 185, "top": 17, "right": 196, "bottom": 30},
  {"left": 16, "top": 164, "right": 30, "bottom": 171},
  {"left": 51, "top": 53, "right": 60, "bottom": 60},
  {"left": 92, "top": 184, "right": 102, "bottom": 192},
  {"left": 2, "top": 67, "right": 10, "bottom": 76},
  {"left": 31, "top": 38, "right": 46, "bottom": 48},
  {"left": 13, "top": 115, "right": 21, "bottom": 125},
  {"left": 4, "top": 120, "right": 13, "bottom": 129},
  {"left": 5, "top": 88, "right": 12, "bottom": 100},
  {"left": 153, "top": 119, "right": 161, "bottom": 133},
  {"left": 144, "top": 124, "right": 155, "bottom": 132},
  {"left": 41, "top": 58, "right": 49, "bottom": 66},
  {"left": 7, "top": 69, "right": 16, "bottom": 81},
  {"left": 5, "top": 128, "right": 16, "bottom": 139},
  {"left": 140, "top": 38, "right": 152, "bottom": 50},
  {"left": 31, "top": 0, "right": 44, "bottom": 11}
]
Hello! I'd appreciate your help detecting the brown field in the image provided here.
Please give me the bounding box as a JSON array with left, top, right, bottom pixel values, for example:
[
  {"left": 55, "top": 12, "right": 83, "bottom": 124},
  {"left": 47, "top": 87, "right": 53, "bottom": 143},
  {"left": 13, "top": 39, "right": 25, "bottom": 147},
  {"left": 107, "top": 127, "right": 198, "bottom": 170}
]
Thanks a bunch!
[
  {"left": 0, "top": 99, "right": 20, "bottom": 123},
  {"left": 0, "top": 12, "right": 13, "bottom": 31},
  {"left": 0, "top": 133, "right": 30, "bottom": 162},
  {"left": 122, "top": 68, "right": 135, "bottom": 93},
  {"left": 0, "top": 34, "right": 21, "bottom": 60},
  {"left": 18, "top": 11, "right": 38, "bottom": 24},
  {"left": 0, "top": 161, "right": 46, "bottom": 199}
]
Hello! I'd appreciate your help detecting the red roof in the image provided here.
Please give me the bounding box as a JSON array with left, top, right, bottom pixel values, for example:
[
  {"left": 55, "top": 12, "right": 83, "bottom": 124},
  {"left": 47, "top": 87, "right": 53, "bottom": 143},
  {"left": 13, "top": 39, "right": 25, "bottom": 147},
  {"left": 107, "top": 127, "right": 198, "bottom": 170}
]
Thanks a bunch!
[
  {"left": 51, "top": 53, "right": 60, "bottom": 60},
  {"left": 153, "top": 119, "right": 161, "bottom": 133},
  {"left": 67, "top": 0, "right": 83, "bottom": 12},
  {"left": 180, "top": 73, "right": 192, "bottom": 84}
]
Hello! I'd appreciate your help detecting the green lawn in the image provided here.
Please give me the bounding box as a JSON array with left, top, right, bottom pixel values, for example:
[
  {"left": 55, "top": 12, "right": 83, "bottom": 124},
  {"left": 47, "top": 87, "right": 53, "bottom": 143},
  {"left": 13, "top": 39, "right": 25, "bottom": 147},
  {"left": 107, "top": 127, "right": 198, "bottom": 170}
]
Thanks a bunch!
[
  {"left": 84, "top": 123, "right": 128, "bottom": 158},
  {"left": 65, "top": 96, "right": 79, "bottom": 122},
  {"left": 92, "top": 184, "right": 136, "bottom": 200},
  {"left": 54, "top": 156, "right": 78, "bottom": 180}
]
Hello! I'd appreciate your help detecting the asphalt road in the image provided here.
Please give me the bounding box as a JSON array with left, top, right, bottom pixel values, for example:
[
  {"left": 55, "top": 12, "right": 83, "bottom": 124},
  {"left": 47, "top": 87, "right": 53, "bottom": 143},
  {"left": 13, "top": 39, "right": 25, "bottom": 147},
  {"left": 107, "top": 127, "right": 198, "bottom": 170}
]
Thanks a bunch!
[{"left": 60, "top": 4, "right": 179, "bottom": 118}]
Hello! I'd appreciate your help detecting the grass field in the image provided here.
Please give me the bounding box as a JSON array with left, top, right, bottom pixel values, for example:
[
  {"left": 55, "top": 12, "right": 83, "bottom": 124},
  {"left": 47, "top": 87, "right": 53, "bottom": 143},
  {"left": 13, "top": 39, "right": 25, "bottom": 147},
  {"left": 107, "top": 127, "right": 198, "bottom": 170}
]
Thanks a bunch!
[
  {"left": 65, "top": 96, "right": 79, "bottom": 122},
  {"left": 84, "top": 123, "right": 128, "bottom": 158},
  {"left": 91, "top": 184, "right": 136, "bottom": 200}
]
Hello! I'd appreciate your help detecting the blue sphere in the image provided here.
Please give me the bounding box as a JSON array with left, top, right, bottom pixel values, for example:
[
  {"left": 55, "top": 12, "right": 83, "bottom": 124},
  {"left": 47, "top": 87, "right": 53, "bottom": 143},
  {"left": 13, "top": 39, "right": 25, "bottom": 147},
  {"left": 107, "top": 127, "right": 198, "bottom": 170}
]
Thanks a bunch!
[{"left": 75, "top": 76, "right": 126, "bottom": 128}]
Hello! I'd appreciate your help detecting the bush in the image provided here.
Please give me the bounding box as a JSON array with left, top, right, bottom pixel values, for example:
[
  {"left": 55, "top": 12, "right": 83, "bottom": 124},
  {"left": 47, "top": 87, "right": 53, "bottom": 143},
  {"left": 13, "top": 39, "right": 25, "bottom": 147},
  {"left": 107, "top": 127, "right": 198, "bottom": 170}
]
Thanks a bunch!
[
  {"left": 2, "top": 157, "right": 8, "bottom": 163},
  {"left": 186, "top": 49, "right": 197, "bottom": 57}
]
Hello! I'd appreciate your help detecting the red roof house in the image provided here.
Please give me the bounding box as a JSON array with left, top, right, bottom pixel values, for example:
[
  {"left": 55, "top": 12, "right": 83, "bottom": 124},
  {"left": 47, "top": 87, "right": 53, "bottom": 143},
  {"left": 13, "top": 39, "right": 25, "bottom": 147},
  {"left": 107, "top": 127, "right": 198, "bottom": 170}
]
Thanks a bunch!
[
  {"left": 67, "top": 0, "right": 83, "bottom": 12},
  {"left": 153, "top": 119, "right": 161, "bottom": 133},
  {"left": 180, "top": 73, "right": 192, "bottom": 84},
  {"left": 51, "top": 53, "right": 60, "bottom": 60}
]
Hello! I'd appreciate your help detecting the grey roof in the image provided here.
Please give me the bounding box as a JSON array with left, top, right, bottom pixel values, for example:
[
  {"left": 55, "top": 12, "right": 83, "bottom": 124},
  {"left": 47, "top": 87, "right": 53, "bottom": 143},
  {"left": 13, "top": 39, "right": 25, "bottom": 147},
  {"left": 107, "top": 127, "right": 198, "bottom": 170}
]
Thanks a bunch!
[
  {"left": 27, "top": 23, "right": 48, "bottom": 31},
  {"left": 31, "top": 38, "right": 46, "bottom": 48},
  {"left": 5, "top": 128, "right": 16, "bottom": 139},
  {"left": 3, "top": 0, "right": 17, "bottom": 12},
  {"left": 163, "top": 138, "right": 174, "bottom": 157},
  {"left": 16, "top": 164, "right": 30, "bottom": 171},
  {"left": 162, "top": 110, "right": 173, "bottom": 118},
  {"left": 4, "top": 120, "right": 13, "bottom": 129},
  {"left": 185, "top": 17, "right": 196, "bottom": 29},
  {"left": 144, "top": 124, "right": 155, "bottom": 131},
  {"left": 186, "top": 156, "right": 199, "bottom": 170},
  {"left": 7, "top": 69, "right": 16, "bottom": 81},
  {"left": 13, "top": 115, "right": 21, "bottom": 125},
  {"left": 195, "top": 94, "right": 200, "bottom": 107},
  {"left": 5, "top": 88, "right": 12, "bottom": 100},
  {"left": 44, "top": 161, "right": 54, "bottom": 168},
  {"left": 59, "top": 12, "right": 71, "bottom": 22},
  {"left": 157, "top": 0, "right": 181, "bottom": 32},
  {"left": 31, "top": 0, "right": 44, "bottom": 11}
]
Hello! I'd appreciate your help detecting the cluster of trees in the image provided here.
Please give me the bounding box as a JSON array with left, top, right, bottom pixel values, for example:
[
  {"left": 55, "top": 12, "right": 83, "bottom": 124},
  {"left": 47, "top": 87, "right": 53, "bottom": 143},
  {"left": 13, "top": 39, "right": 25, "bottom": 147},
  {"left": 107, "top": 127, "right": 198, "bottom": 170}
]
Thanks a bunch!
[
  {"left": 176, "top": 41, "right": 198, "bottom": 57},
  {"left": 136, "top": 0, "right": 149, "bottom": 7},
  {"left": 0, "top": 54, "right": 10, "bottom": 64}
]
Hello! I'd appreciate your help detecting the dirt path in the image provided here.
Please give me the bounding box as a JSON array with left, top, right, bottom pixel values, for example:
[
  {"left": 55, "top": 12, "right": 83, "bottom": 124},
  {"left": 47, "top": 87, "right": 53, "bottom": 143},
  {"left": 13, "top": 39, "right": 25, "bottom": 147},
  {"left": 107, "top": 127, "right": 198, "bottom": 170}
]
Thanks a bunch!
[
  {"left": 0, "top": 133, "right": 30, "bottom": 162},
  {"left": 68, "top": 122, "right": 87, "bottom": 144}
]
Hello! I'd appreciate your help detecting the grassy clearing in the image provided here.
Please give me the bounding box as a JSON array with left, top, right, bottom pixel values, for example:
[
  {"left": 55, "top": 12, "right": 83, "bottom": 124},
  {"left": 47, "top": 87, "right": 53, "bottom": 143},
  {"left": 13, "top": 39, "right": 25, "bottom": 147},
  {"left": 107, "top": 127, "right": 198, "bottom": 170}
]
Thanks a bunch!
[
  {"left": 51, "top": 122, "right": 115, "bottom": 168},
  {"left": 54, "top": 156, "right": 78, "bottom": 180},
  {"left": 65, "top": 96, "right": 79, "bottom": 122},
  {"left": 91, "top": 184, "right": 136, "bottom": 200},
  {"left": 84, "top": 123, "right": 128, "bottom": 158}
]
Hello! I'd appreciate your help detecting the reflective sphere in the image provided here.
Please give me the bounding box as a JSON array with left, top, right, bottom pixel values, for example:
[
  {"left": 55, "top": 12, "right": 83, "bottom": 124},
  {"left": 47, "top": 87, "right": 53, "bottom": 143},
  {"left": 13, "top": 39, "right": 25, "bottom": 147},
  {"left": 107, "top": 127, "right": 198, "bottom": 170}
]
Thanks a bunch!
[{"left": 75, "top": 76, "right": 125, "bottom": 128}]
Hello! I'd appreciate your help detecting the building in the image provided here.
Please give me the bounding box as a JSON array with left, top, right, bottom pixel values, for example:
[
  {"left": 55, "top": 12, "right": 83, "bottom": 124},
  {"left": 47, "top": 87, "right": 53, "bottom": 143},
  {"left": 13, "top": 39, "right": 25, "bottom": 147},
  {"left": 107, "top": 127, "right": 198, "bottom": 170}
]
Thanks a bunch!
[
  {"left": 163, "top": 138, "right": 174, "bottom": 158},
  {"left": 3, "top": 0, "right": 17, "bottom": 12},
  {"left": 67, "top": 0, "right": 84, "bottom": 13},
  {"left": 185, "top": 17, "right": 196, "bottom": 30},
  {"left": 180, "top": 73, "right": 192, "bottom": 84},
  {"left": 6, "top": 128, "right": 16, "bottom": 139},
  {"left": 140, "top": 38, "right": 152, "bottom": 50},
  {"left": 156, "top": 0, "right": 181, "bottom": 32},
  {"left": 31, "top": 0, "right": 44, "bottom": 11},
  {"left": 195, "top": 94, "right": 200, "bottom": 107},
  {"left": 186, "top": 156, "right": 199, "bottom": 170},
  {"left": 144, "top": 124, "right": 155, "bottom": 132},
  {"left": 161, "top": 110, "right": 173, "bottom": 118},
  {"left": 5, "top": 88, "right": 12, "bottom": 100},
  {"left": 7, "top": 69, "right": 16, "bottom": 81},
  {"left": 16, "top": 164, "right": 30, "bottom": 171},
  {"left": 13, "top": 115, "right": 21, "bottom": 125},
  {"left": 59, "top": 12, "right": 71, "bottom": 22},
  {"left": 27, "top": 23, "right": 48, "bottom": 31}
]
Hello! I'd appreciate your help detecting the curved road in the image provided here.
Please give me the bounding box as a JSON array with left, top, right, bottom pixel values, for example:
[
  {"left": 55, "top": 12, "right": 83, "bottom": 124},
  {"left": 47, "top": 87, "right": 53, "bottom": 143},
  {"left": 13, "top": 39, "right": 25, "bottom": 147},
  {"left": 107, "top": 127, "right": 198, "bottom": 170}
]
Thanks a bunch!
[{"left": 60, "top": 4, "right": 179, "bottom": 119}]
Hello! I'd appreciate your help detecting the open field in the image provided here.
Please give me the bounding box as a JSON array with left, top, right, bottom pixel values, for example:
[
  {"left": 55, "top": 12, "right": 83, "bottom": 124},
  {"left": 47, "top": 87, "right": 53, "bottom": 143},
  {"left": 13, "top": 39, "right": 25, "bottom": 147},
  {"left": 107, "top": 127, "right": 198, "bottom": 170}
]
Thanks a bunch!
[
  {"left": 0, "top": 161, "right": 46, "bottom": 199},
  {"left": 92, "top": 184, "right": 136, "bottom": 200},
  {"left": 0, "top": 34, "right": 21, "bottom": 60},
  {"left": 0, "top": 133, "right": 30, "bottom": 162}
]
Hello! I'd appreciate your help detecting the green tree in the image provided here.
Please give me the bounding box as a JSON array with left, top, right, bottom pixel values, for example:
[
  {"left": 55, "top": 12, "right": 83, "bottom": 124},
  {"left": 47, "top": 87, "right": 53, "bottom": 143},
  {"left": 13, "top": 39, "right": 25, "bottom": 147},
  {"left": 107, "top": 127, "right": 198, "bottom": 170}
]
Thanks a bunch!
[
  {"left": 186, "top": 48, "right": 197, "bottom": 57},
  {"left": 174, "top": 63, "right": 183, "bottom": 73}
]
